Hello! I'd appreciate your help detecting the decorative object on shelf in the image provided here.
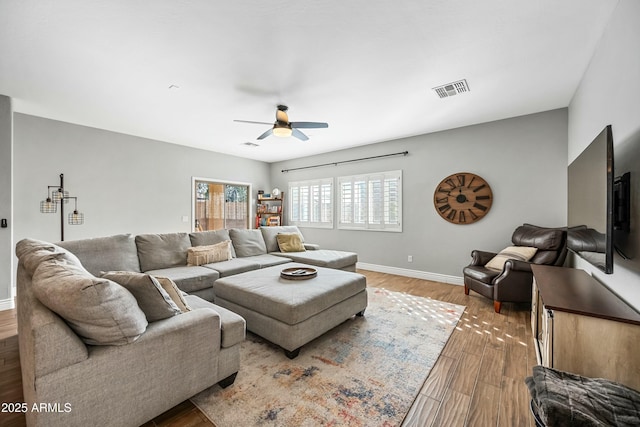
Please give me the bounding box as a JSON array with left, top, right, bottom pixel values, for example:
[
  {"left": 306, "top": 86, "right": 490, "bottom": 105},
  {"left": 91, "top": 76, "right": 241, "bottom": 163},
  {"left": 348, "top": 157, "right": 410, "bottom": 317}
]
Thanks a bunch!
[
  {"left": 272, "top": 188, "right": 281, "bottom": 197},
  {"left": 40, "top": 173, "right": 84, "bottom": 240},
  {"left": 433, "top": 172, "right": 492, "bottom": 224},
  {"left": 280, "top": 267, "right": 317, "bottom": 280},
  {"left": 267, "top": 216, "right": 280, "bottom": 226}
]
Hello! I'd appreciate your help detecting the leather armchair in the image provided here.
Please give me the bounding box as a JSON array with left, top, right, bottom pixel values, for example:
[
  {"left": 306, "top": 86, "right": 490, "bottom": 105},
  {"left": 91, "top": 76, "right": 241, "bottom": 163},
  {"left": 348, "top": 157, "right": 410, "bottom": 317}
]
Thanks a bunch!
[{"left": 463, "top": 224, "right": 567, "bottom": 313}]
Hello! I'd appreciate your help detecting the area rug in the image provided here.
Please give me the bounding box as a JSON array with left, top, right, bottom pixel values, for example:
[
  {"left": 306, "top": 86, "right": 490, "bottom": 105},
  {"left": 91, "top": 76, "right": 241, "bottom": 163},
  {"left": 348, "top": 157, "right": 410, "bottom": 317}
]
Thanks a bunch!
[{"left": 191, "top": 287, "right": 465, "bottom": 427}]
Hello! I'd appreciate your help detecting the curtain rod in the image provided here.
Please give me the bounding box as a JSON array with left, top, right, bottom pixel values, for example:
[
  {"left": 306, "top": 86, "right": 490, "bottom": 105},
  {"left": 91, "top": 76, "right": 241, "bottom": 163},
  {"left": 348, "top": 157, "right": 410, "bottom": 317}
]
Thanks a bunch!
[{"left": 281, "top": 151, "right": 409, "bottom": 173}]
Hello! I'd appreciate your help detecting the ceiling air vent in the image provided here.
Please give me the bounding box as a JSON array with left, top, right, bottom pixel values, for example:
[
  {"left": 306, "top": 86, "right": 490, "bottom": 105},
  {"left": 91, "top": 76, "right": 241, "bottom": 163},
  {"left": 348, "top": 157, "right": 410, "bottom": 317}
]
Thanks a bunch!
[{"left": 432, "top": 79, "right": 470, "bottom": 98}]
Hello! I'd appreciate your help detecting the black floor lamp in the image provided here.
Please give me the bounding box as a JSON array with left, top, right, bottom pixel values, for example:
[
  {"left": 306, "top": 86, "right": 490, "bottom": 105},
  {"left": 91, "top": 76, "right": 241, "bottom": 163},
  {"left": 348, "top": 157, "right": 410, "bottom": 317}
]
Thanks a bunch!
[{"left": 40, "top": 173, "right": 84, "bottom": 241}]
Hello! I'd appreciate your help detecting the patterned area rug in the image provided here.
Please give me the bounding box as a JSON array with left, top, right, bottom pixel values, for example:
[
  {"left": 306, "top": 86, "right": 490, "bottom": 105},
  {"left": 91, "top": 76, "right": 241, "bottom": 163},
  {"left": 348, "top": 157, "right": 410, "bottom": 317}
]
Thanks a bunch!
[{"left": 191, "top": 288, "right": 464, "bottom": 426}]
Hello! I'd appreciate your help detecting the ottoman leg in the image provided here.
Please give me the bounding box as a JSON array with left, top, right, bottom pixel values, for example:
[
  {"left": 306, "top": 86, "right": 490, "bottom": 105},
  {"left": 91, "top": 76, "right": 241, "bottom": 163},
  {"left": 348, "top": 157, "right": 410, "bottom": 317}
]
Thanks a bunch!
[
  {"left": 356, "top": 309, "right": 365, "bottom": 317},
  {"left": 284, "top": 348, "right": 301, "bottom": 359}
]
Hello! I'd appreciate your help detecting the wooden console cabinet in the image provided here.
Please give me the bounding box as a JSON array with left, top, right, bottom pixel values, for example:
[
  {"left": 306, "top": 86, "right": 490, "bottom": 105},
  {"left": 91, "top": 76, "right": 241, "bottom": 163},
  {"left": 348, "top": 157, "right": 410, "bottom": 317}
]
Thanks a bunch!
[{"left": 531, "top": 264, "right": 640, "bottom": 391}]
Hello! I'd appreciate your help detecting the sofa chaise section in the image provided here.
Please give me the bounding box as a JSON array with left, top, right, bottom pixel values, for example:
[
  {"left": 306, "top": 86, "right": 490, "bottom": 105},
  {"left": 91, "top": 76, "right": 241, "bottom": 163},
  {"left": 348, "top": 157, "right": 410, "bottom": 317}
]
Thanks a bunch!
[
  {"left": 270, "top": 249, "right": 358, "bottom": 271},
  {"left": 259, "top": 226, "right": 358, "bottom": 271}
]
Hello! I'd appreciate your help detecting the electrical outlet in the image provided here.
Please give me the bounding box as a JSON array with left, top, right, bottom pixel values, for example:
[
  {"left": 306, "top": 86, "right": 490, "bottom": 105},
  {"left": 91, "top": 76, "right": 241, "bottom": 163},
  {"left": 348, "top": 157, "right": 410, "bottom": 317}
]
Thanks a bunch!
[
  {"left": 407, "top": 255, "right": 413, "bottom": 262},
  {"left": 181, "top": 216, "right": 189, "bottom": 223}
]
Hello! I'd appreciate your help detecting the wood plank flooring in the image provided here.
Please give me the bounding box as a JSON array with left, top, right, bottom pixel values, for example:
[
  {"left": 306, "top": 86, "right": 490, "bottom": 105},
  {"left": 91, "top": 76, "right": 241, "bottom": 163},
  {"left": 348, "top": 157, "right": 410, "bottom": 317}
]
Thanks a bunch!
[{"left": 0, "top": 270, "right": 536, "bottom": 426}]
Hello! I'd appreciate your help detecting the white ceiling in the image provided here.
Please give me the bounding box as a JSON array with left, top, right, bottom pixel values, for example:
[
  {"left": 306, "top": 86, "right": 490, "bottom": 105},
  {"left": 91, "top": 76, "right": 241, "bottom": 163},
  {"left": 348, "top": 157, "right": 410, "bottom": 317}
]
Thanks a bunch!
[{"left": 0, "top": 0, "right": 618, "bottom": 162}]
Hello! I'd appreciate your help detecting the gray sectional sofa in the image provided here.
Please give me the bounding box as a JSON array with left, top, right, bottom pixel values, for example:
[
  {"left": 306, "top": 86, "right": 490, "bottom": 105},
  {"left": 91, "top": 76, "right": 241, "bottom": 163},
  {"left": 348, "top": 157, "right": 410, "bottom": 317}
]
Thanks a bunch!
[
  {"left": 15, "top": 225, "right": 357, "bottom": 427},
  {"left": 59, "top": 226, "right": 357, "bottom": 302}
]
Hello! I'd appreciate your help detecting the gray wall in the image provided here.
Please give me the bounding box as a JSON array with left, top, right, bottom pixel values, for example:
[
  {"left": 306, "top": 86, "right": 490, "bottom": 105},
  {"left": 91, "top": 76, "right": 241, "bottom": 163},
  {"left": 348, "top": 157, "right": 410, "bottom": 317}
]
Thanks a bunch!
[
  {"left": 0, "top": 96, "right": 12, "bottom": 303},
  {"left": 271, "top": 109, "right": 568, "bottom": 280},
  {"left": 12, "top": 113, "right": 270, "bottom": 241},
  {"left": 568, "top": 0, "right": 640, "bottom": 309}
]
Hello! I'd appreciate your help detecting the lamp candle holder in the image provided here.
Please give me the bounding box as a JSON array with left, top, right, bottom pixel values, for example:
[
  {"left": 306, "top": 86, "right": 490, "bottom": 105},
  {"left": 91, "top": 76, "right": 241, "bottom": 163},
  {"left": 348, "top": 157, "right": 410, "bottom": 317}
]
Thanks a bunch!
[{"left": 39, "top": 173, "right": 84, "bottom": 241}]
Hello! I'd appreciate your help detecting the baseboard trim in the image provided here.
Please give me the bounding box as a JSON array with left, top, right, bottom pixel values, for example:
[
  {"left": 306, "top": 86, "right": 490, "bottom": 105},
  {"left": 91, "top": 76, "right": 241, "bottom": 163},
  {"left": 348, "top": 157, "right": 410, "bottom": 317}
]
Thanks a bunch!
[
  {"left": 356, "top": 262, "right": 464, "bottom": 286},
  {"left": 0, "top": 298, "right": 15, "bottom": 311}
]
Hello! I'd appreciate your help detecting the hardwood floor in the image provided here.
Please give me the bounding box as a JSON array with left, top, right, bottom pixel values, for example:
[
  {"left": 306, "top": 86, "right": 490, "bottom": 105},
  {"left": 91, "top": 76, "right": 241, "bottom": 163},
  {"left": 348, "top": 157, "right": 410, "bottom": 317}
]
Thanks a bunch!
[{"left": 0, "top": 270, "right": 536, "bottom": 426}]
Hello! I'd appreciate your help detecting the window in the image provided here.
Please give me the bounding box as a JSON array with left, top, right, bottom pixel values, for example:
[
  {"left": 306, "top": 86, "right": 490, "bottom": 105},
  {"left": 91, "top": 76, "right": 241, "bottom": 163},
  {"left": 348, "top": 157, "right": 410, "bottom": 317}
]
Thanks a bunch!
[
  {"left": 192, "top": 178, "right": 251, "bottom": 231},
  {"left": 288, "top": 178, "right": 333, "bottom": 228},
  {"left": 338, "top": 170, "right": 402, "bottom": 231}
]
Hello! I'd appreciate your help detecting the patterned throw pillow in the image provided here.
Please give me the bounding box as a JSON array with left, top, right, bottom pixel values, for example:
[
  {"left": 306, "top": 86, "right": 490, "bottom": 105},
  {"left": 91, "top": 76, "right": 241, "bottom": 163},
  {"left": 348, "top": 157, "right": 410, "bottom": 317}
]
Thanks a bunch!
[
  {"left": 276, "top": 233, "right": 306, "bottom": 253},
  {"left": 485, "top": 246, "right": 538, "bottom": 271},
  {"left": 187, "top": 241, "right": 232, "bottom": 266}
]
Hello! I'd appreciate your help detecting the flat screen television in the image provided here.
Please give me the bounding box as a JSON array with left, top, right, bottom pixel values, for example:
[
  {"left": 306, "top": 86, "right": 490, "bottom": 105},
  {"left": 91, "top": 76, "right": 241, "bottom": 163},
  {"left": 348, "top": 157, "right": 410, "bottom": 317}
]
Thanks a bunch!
[{"left": 567, "top": 125, "right": 614, "bottom": 274}]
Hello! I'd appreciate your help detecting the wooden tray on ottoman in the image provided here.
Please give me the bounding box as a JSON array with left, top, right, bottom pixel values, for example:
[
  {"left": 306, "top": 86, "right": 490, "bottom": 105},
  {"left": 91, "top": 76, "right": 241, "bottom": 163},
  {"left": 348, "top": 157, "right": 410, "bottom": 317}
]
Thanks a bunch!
[{"left": 280, "top": 267, "right": 317, "bottom": 280}]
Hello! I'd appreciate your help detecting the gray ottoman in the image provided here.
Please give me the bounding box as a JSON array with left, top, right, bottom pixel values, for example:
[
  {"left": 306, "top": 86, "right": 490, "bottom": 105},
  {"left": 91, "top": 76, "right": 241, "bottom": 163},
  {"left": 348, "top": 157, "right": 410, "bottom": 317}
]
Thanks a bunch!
[{"left": 213, "top": 264, "right": 368, "bottom": 358}]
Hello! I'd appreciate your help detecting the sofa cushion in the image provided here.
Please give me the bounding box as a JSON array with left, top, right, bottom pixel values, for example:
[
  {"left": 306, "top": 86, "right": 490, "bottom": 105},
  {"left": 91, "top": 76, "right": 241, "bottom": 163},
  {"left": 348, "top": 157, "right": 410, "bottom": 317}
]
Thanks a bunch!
[
  {"left": 135, "top": 232, "right": 191, "bottom": 272},
  {"left": 187, "top": 241, "right": 233, "bottom": 266},
  {"left": 185, "top": 295, "right": 246, "bottom": 348},
  {"left": 15, "top": 238, "right": 81, "bottom": 274},
  {"left": 144, "top": 266, "right": 219, "bottom": 293},
  {"left": 189, "top": 229, "right": 237, "bottom": 258},
  {"left": 485, "top": 246, "right": 538, "bottom": 271},
  {"left": 229, "top": 229, "right": 267, "bottom": 257},
  {"left": 260, "top": 226, "right": 305, "bottom": 253},
  {"left": 101, "top": 271, "right": 182, "bottom": 322},
  {"left": 244, "top": 254, "right": 292, "bottom": 268},
  {"left": 271, "top": 249, "right": 357, "bottom": 270},
  {"left": 203, "top": 255, "right": 289, "bottom": 277},
  {"left": 58, "top": 234, "right": 141, "bottom": 276},
  {"left": 15, "top": 239, "right": 148, "bottom": 346},
  {"left": 202, "top": 258, "right": 261, "bottom": 278}
]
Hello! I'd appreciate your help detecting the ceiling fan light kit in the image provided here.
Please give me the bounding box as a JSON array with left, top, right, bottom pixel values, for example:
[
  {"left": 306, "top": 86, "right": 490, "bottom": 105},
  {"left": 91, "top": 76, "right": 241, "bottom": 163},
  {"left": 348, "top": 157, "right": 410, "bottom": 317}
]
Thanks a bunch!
[
  {"left": 272, "top": 126, "right": 292, "bottom": 138},
  {"left": 235, "top": 105, "right": 328, "bottom": 142}
]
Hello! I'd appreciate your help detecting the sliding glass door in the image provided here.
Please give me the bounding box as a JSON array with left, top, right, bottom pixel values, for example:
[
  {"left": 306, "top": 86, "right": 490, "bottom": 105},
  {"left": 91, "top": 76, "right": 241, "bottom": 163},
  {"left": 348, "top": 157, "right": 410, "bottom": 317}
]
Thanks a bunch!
[{"left": 194, "top": 179, "right": 250, "bottom": 231}]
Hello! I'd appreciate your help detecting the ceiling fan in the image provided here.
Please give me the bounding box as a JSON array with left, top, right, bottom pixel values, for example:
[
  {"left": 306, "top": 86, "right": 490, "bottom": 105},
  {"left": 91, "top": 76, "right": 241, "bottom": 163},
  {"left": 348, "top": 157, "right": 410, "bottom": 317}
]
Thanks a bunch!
[{"left": 234, "top": 105, "right": 328, "bottom": 141}]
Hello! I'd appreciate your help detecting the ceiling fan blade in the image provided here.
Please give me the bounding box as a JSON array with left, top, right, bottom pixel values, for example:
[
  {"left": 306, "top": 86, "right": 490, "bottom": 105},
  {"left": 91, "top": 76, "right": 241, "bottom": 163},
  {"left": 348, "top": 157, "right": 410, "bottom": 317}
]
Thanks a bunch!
[
  {"left": 257, "top": 128, "right": 274, "bottom": 140},
  {"left": 290, "top": 121, "right": 329, "bottom": 129},
  {"left": 291, "top": 128, "right": 309, "bottom": 141},
  {"left": 234, "top": 119, "right": 273, "bottom": 126}
]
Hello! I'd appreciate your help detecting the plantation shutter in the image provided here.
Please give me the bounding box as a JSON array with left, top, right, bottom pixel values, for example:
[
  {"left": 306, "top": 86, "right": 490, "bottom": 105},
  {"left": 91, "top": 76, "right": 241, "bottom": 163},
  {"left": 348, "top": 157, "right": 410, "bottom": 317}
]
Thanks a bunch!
[
  {"left": 338, "top": 170, "right": 402, "bottom": 231},
  {"left": 288, "top": 179, "right": 333, "bottom": 228}
]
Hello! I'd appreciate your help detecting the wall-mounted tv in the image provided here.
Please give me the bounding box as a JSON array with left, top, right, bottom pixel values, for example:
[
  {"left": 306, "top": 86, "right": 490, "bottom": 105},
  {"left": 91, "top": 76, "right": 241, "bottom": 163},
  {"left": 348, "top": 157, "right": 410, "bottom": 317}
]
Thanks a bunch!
[{"left": 567, "top": 125, "right": 614, "bottom": 274}]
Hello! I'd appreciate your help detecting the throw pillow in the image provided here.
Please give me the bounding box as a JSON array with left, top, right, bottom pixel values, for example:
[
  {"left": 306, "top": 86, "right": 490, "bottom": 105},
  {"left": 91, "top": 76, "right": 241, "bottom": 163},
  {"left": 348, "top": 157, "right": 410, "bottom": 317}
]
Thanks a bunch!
[
  {"left": 187, "top": 241, "right": 232, "bottom": 266},
  {"left": 276, "top": 233, "right": 306, "bottom": 253},
  {"left": 189, "top": 229, "right": 237, "bottom": 258},
  {"left": 485, "top": 246, "right": 538, "bottom": 271},
  {"left": 30, "top": 248, "right": 148, "bottom": 346},
  {"left": 101, "top": 271, "right": 182, "bottom": 322},
  {"left": 152, "top": 276, "right": 192, "bottom": 312}
]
